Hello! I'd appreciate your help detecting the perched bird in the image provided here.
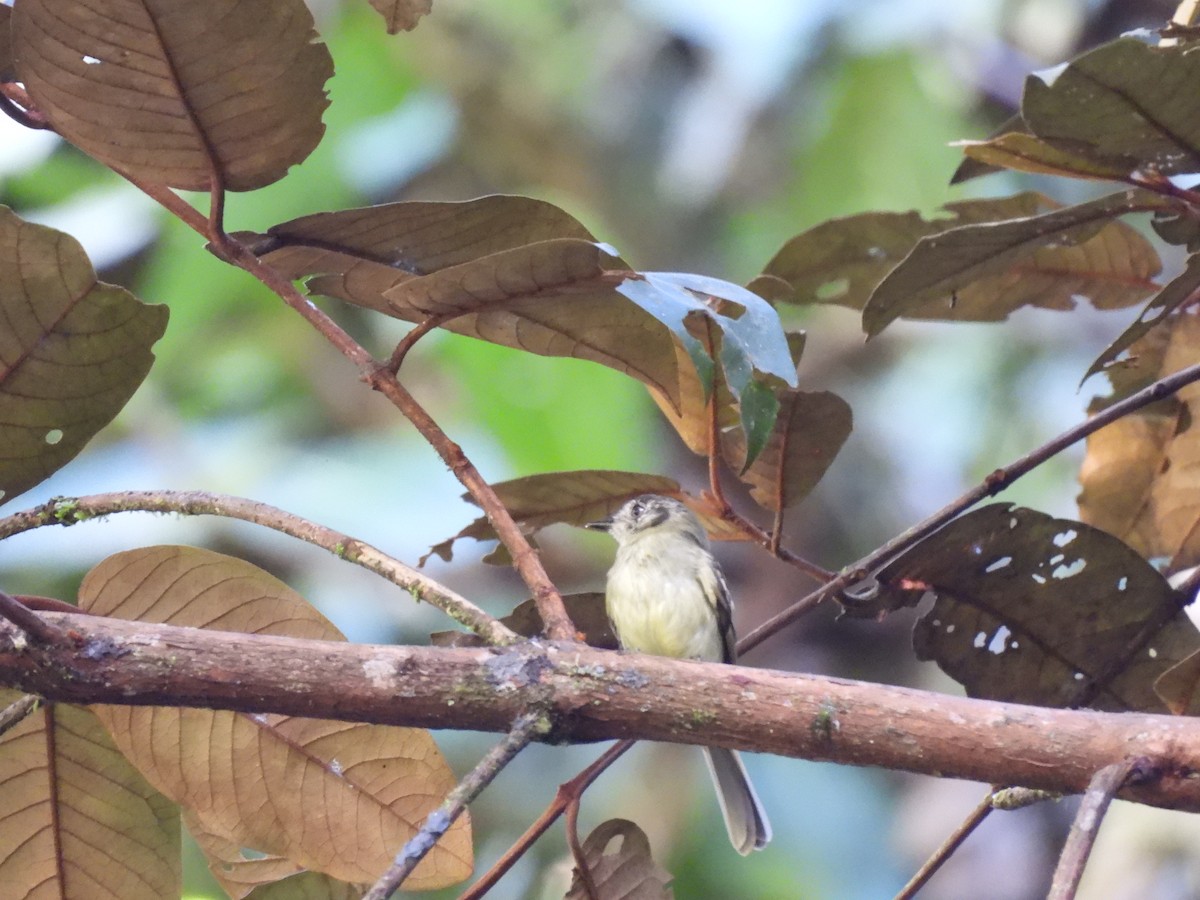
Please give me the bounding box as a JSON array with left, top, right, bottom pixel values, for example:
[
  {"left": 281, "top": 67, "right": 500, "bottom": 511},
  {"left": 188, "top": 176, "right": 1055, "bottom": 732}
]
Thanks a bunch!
[{"left": 587, "top": 494, "right": 771, "bottom": 854}]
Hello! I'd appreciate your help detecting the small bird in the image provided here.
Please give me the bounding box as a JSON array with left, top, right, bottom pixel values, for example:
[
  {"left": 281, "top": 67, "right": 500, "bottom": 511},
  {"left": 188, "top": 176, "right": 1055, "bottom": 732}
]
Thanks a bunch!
[{"left": 587, "top": 494, "right": 771, "bottom": 855}]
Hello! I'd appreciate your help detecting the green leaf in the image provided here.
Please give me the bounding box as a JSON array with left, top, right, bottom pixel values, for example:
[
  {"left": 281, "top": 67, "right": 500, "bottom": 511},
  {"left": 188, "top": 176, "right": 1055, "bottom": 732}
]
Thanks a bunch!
[
  {"left": 860, "top": 504, "right": 1199, "bottom": 712},
  {"left": 0, "top": 207, "right": 168, "bottom": 504},
  {"left": 862, "top": 191, "right": 1164, "bottom": 337},
  {"left": 615, "top": 271, "right": 796, "bottom": 462},
  {"left": 1023, "top": 37, "right": 1200, "bottom": 176}
]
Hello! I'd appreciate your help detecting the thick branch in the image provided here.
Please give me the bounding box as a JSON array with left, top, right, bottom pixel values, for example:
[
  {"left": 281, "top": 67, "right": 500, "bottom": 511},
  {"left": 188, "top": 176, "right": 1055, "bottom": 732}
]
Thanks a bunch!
[{"left": 5, "top": 612, "right": 1200, "bottom": 811}]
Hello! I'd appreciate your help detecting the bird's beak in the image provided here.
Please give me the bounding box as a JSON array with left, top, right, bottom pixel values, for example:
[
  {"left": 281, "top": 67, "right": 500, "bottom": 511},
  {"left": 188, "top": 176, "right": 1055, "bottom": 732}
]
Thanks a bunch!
[{"left": 585, "top": 517, "right": 613, "bottom": 532}]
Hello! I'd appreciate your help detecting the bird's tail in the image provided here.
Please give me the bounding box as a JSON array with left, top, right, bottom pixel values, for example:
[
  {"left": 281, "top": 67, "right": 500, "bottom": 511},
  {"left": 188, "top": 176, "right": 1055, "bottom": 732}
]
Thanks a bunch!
[{"left": 702, "top": 746, "right": 772, "bottom": 855}]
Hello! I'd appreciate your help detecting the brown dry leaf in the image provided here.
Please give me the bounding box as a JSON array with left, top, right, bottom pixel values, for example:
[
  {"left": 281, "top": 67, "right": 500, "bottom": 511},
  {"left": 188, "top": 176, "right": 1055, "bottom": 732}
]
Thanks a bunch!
[
  {"left": 250, "top": 197, "right": 683, "bottom": 407},
  {"left": 565, "top": 819, "right": 673, "bottom": 900},
  {"left": 13, "top": 0, "right": 332, "bottom": 191},
  {"left": 862, "top": 191, "right": 1165, "bottom": 337},
  {"left": 185, "top": 809, "right": 365, "bottom": 899},
  {"left": 865, "top": 504, "right": 1199, "bottom": 712},
  {"left": 0, "top": 207, "right": 168, "bottom": 505},
  {"left": 78, "top": 545, "right": 472, "bottom": 890},
  {"left": 368, "top": 0, "right": 432, "bottom": 33},
  {"left": 0, "top": 695, "right": 180, "bottom": 898},
  {"left": 1079, "top": 313, "right": 1200, "bottom": 569},
  {"left": 647, "top": 339, "right": 737, "bottom": 455},
  {"left": 753, "top": 192, "right": 1161, "bottom": 333},
  {"left": 723, "top": 389, "right": 853, "bottom": 512}
]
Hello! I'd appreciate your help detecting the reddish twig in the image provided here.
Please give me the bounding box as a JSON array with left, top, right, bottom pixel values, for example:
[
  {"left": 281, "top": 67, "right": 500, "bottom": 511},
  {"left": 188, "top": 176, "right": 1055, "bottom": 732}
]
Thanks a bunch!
[
  {"left": 462, "top": 740, "right": 634, "bottom": 899},
  {"left": 565, "top": 797, "right": 600, "bottom": 900},
  {"left": 112, "top": 173, "right": 576, "bottom": 641}
]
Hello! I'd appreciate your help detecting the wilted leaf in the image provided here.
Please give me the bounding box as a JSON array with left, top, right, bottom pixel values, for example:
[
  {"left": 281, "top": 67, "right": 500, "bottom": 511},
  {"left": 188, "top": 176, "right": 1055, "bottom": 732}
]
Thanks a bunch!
[
  {"left": 753, "top": 193, "right": 1160, "bottom": 332},
  {"left": 566, "top": 819, "right": 673, "bottom": 900},
  {"left": 1085, "top": 254, "right": 1200, "bottom": 380},
  {"left": 0, "top": 207, "right": 168, "bottom": 504},
  {"left": 431, "top": 592, "right": 617, "bottom": 649},
  {"left": 862, "top": 191, "right": 1164, "bottom": 337},
  {"left": 0, "top": 696, "right": 180, "bottom": 899},
  {"left": 865, "top": 504, "right": 1199, "bottom": 711},
  {"left": 1079, "top": 314, "right": 1200, "bottom": 568},
  {"left": 368, "top": 0, "right": 432, "bottom": 33},
  {"left": 186, "top": 811, "right": 364, "bottom": 900},
  {"left": 79, "top": 546, "right": 472, "bottom": 890},
  {"left": 1023, "top": 38, "right": 1200, "bottom": 177},
  {"left": 723, "top": 390, "right": 853, "bottom": 512},
  {"left": 13, "top": 0, "right": 332, "bottom": 191},
  {"left": 956, "top": 132, "right": 1135, "bottom": 182}
]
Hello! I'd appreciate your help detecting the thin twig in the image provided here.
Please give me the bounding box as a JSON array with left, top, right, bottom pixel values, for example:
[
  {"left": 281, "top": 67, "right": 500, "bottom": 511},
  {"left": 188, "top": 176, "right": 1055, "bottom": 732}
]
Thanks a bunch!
[
  {"left": 0, "top": 590, "right": 65, "bottom": 645},
  {"left": 363, "top": 712, "right": 545, "bottom": 900},
  {"left": 740, "top": 359, "right": 1200, "bottom": 653},
  {"left": 462, "top": 739, "right": 635, "bottom": 899},
  {"left": 0, "top": 695, "right": 39, "bottom": 739},
  {"left": 0, "top": 491, "right": 516, "bottom": 645},
  {"left": 112, "top": 173, "right": 576, "bottom": 641},
  {"left": 1048, "top": 759, "right": 1144, "bottom": 900},
  {"left": 893, "top": 790, "right": 995, "bottom": 900},
  {"left": 565, "top": 797, "right": 600, "bottom": 900}
]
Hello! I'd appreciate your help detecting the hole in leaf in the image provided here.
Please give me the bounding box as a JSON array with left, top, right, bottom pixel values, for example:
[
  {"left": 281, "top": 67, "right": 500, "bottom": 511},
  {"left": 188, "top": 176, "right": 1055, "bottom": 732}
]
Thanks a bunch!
[
  {"left": 82, "top": 55, "right": 101, "bottom": 65},
  {"left": 44, "top": 429, "right": 63, "bottom": 445},
  {"left": 1031, "top": 573, "right": 1046, "bottom": 584},
  {"left": 987, "top": 626, "right": 1011, "bottom": 655},
  {"left": 973, "top": 631, "right": 987, "bottom": 649},
  {"left": 1051, "top": 558, "right": 1086, "bottom": 579},
  {"left": 815, "top": 278, "right": 849, "bottom": 301},
  {"left": 1117, "top": 576, "right": 1128, "bottom": 591},
  {"left": 1053, "top": 529, "right": 1078, "bottom": 548},
  {"left": 984, "top": 556, "right": 1012, "bottom": 574},
  {"left": 1148, "top": 647, "right": 1158, "bottom": 659}
]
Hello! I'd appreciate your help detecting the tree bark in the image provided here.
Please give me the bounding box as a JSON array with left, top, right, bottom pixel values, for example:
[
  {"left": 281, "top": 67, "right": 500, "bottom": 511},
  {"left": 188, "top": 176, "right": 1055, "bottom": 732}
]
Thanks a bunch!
[{"left": 3, "top": 610, "right": 1198, "bottom": 810}]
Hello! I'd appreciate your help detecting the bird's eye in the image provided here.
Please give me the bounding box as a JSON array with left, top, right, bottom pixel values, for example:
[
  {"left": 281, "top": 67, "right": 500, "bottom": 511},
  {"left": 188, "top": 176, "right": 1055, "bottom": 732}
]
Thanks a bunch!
[{"left": 629, "top": 499, "right": 644, "bottom": 517}]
